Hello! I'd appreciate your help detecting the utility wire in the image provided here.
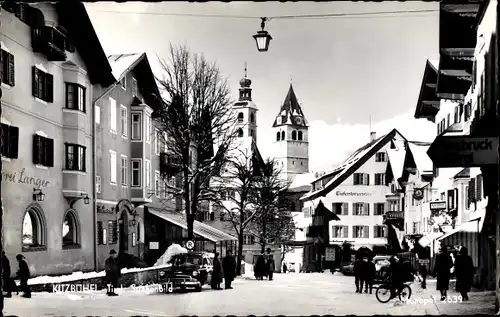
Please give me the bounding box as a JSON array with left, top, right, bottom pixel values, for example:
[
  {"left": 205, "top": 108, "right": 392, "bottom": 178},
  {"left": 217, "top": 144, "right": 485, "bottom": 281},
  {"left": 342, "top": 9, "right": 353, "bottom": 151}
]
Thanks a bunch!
[{"left": 87, "top": 9, "right": 438, "bottom": 20}]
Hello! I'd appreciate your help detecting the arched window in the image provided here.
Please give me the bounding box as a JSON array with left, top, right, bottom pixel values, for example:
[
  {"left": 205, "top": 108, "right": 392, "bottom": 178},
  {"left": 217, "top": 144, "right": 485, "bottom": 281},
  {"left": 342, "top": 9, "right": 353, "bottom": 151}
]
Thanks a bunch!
[
  {"left": 281, "top": 131, "right": 285, "bottom": 140},
  {"left": 276, "top": 132, "right": 280, "bottom": 141},
  {"left": 292, "top": 130, "right": 297, "bottom": 140},
  {"left": 250, "top": 113, "right": 255, "bottom": 123},
  {"left": 238, "top": 112, "right": 244, "bottom": 122},
  {"left": 22, "top": 206, "right": 46, "bottom": 250},
  {"left": 298, "top": 131, "right": 303, "bottom": 141},
  {"left": 62, "top": 210, "right": 80, "bottom": 248},
  {"left": 237, "top": 128, "right": 244, "bottom": 137},
  {"left": 210, "top": 212, "right": 215, "bottom": 221}
]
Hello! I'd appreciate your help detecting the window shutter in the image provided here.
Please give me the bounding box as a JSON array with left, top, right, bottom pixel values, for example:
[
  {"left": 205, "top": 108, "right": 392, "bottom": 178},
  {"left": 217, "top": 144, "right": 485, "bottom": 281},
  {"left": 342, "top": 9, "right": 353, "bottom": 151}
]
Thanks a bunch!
[
  {"left": 447, "top": 189, "right": 455, "bottom": 210},
  {"left": 32, "top": 134, "right": 40, "bottom": 164},
  {"left": 363, "top": 226, "right": 369, "bottom": 238},
  {"left": 32, "top": 66, "right": 38, "bottom": 98},
  {"left": 365, "top": 174, "right": 370, "bottom": 185},
  {"left": 8, "top": 53, "right": 14, "bottom": 86},
  {"left": 46, "top": 138, "right": 54, "bottom": 167},
  {"left": 468, "top": 178, "right": 476, "bottom": 203},
  {"left": 353, "top": 173, "right": 359, "bottom": 185},
  {"left": 343, "top": 225, "right": 348, "bottom": 238},
  {"left": 46, "top": 73, "right": 53, "bottom": 102},
  {"left": 352, "top": 203, "right": 357, "bottom": 215},
  {"left": 9, "top": 126, "right": 19, "bottom": 159},
  {"left": 97, "top": 221, "right": 103, "bottom": 245},
  {"left": 342, "top": 203, "right": 348, "bottom": 215},
  {"left": 364, "top": 203, "right": 370, "bottom": 215},
  {"left": 476, "top": 175, "right": 483, "bottom": 200}
]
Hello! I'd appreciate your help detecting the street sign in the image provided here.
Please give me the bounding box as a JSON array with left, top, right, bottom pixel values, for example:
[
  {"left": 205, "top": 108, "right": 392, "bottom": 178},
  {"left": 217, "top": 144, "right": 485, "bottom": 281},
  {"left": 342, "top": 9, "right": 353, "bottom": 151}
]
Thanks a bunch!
[
  {"left": 427, "top": 136, "right": 499, "bottom": 167},
  {"left": 186, "top": 240, "right": 195, "bottom": 250},
  {"left": 430, "top": 201, "right": 446, "bottom": 210}
]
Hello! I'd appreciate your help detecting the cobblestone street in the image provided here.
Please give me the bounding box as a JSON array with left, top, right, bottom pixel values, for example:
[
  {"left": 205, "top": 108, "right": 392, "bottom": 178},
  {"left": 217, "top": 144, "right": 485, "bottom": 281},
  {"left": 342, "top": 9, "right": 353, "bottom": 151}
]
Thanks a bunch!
[{"left": 5, "top": 273, "right": 481, "bottom": 316}]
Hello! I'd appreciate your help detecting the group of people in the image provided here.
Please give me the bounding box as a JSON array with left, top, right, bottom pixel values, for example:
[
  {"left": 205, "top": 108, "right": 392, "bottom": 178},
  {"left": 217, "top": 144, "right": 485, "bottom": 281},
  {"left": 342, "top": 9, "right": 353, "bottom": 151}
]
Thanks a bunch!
[
  {"left": 353, "top": 256, "right": 377, "bottom": 294},
  {"left": 210, "top": 250, "right": 237, "bottom": 290},
  {"left": 1, "top": 252, "right": 31, "bottom": 298},
  {"left": 253, "top": 248, "right": 276, "bottom": 281},
  {"left": 434, "top": 245, "right": 475, "bottom": 301}
]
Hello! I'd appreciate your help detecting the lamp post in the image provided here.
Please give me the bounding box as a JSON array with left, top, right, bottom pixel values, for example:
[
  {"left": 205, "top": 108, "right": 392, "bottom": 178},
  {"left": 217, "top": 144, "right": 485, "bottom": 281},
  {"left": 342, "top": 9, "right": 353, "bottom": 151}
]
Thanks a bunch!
[{"left": 253, "top": 17, "right": 273, "bottom": 52}]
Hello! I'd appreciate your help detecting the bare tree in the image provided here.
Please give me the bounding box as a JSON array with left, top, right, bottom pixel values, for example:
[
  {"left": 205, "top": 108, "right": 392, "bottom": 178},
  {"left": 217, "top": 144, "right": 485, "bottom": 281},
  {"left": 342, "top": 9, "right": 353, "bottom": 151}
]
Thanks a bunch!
[{"left": 155, "top": 44, "right": 239, "bottom": 240}]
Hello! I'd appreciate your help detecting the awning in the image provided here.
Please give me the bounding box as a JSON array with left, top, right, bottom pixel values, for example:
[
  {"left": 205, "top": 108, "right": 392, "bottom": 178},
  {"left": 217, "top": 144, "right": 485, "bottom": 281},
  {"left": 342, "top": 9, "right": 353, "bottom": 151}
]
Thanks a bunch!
[
  {"left": 283, "top": 240, "right": 314, "bottom": 247},
  {"left": 148, "top": 208, "right": 237, "bottom": 242}
]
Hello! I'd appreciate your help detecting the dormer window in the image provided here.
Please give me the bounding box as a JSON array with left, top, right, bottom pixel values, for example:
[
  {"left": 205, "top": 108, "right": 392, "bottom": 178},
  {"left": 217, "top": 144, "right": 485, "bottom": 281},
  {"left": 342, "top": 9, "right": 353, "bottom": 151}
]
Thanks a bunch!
[{"left": 277, "top": 116, "right": 282, "bottom": 125}]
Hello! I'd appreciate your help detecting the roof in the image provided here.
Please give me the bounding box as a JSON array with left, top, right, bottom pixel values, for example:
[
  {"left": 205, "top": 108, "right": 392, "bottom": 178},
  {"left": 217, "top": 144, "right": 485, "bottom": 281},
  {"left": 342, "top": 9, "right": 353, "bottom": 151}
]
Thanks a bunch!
[
  {"left": 272, "top": 84, "right": 308, "bottom": 127},
  {"left": 415, "top": 59, "right": 440, "bottom": 120},
  {"left": 302, "top": 129, "right": 406, "bottom": 201},
  {"left": 407, "top": 142, "right": 433, "bottom": 174},
  {"left": 55, "top": 2, "right": 115, "bottom": 86},
  {"left": 386, "top": 149, "right": 406, "bottom": 182},
  {"left": 108, "top": 53, "right": 144, "bottom": 81},
  {"left": 289, "top": 173, "right": 315, "bottom": 192},
  {"left": 147, "top": 208, "right": 237, "bottom": 242}
]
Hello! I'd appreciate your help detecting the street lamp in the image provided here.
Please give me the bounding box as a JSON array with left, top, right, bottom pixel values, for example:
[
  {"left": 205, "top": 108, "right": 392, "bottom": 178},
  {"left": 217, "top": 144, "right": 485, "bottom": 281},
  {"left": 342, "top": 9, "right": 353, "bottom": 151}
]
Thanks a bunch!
[
  {"left": 253, "top": 17, "right": 272, "bottom": 52},
  {"left": 81, "top": 193, "right": 90, "bottom": 205},
  {"left": 32, "top": 188, "right": 45, "bottom": 202}
]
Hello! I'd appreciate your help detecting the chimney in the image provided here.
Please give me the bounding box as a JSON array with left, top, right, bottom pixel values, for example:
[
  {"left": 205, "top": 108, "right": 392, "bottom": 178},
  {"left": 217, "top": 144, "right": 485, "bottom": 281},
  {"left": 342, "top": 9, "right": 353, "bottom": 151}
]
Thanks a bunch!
[{"left": 370, "top": 132, "right": 376, "bottom": 142}]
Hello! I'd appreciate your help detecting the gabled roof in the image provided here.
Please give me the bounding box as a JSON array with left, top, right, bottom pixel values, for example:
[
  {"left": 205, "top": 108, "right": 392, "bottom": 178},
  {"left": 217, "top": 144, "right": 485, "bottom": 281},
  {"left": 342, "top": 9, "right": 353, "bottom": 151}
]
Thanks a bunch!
[
  {"left": 386, "top": 149, "right": 406, "bottom": 184},
  {"left": 415, "top": 59, "right": 440, "bottom": 121},
  {"left": 272, "top": 84, "right": 308, "bottom": 127},
  {"left": 302, "top": 129, "right": 406, "bottom": 201},
  {"left": 289, "top": 173, "right": 315, "bottom": 193},
  {"left": 107, "top": 53, "right": 161, "bottom": 110},
  {"left": 407, "top": 142, "right": 433, "bottom": 174}
]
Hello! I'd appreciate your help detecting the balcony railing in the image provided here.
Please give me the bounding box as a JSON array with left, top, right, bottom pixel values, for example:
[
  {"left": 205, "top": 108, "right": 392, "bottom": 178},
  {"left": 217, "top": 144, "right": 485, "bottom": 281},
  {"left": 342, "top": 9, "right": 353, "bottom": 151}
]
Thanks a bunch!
[
  {"left": 384, "top": 211, "right": 404, "bottom": 220},
  {"left": 31, "top": 26, "right": 67, "bottom": 61},
  {"left": 160, "top": 152, "right": 182, "bottom": 176}
]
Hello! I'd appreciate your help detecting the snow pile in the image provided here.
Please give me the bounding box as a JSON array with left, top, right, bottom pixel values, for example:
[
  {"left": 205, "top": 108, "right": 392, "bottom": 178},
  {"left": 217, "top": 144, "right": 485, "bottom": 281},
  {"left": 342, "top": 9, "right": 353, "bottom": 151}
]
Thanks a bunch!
[
  {"left": 154, "top": 244, "right": 188, "bottom": 266},
  {"left": 27, "top": 271, "right": 105, "bottom": 285}
]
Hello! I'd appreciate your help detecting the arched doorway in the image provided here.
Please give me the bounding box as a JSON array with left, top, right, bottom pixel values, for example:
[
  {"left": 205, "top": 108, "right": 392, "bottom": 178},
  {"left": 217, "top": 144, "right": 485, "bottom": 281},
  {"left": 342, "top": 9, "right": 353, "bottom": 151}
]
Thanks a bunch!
[{"left": 118, "top": 209, "right": 129, "bottom": 255}]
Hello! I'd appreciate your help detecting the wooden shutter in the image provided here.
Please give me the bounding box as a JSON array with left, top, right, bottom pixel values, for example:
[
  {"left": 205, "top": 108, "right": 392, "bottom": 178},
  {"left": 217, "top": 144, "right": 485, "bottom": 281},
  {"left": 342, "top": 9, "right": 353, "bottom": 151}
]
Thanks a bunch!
[
  {"left": 342, "top": 203, "right": 348, "bottom": 215},
  {"left": 365, "top": 174, "right": 370, "bottom": 185},
  {"left": 343, "top": 225, "right": 348, "bottom": 238},
  {"left": 363, "top": 226, "right": 369, "bottom": 238},
  {"left": 46, "top": 138, "right": 54, "bottom": 167},
  {"left": 364, "top": 203, "right": 370, "bottom": 215},
  {"left": 7, "top": 53, "right": 14, "bottom": 86},
  {"left": 353, "top": 173, "right": 359, "bottom": 185},
  {"left": 9, "top": 126, "right": 19, "bottom": 159},
  {"left": 468, "top": 178, "right": 476, "bottom": 203},
  {"left": 46, "top": 73, "right": 54, "bottom": 102},
  {"left": 353, "top": 203, "right": 357, "bottom": 215},
  {"left": 476, "top": 175, "right": 483, "bottom": 200},
  {"left": 97, "top": 221, "right": 103, "bottom": 245},
  {"left": 32, "top": 134, "right": 40, "bottom": 164},
  {"left": 32, "top": 66, "right": 38, "bottom": 98},
  {"left": 447, "top": 189, "right": 455, "bottom": 210}
]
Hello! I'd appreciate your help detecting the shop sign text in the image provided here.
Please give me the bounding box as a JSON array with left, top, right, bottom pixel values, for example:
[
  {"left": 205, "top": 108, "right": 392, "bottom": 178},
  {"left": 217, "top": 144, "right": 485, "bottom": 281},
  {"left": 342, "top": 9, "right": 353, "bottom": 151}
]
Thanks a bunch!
[
  {"left": 1, "top": 168, "right": 50, "bottom": 188},
  {"left": 335, "top": 191, "right": 372, "bottom": 197}
]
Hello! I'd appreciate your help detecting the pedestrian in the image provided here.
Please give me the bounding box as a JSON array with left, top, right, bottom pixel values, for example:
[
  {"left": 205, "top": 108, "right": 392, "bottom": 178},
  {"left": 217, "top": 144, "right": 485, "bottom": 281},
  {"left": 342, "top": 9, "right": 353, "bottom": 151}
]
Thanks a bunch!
[
  {"left": 255, "top": 254, "right": 266, "bottom": 280},
  {"left": 419, "top": 262, "right": 428, "bottom": 289},
  {"left": 211, "top": 252, "right": 222, "bottom": 290},
  {"left": 434, "top": 245, "right": 454, "bottom": 301},
  {"left": 282, "top": 262, "right": 287, "bottom": 274},
  {"left": 104, "top": 249, "right": 120, "bottom": 296},
  {"left": 222, "top": 250, "right": 236, "bottom": 289},
  {"left": 454, "top": 246, "right": 475, "bottom": 301},
  {"left": 267, "top": 255, "right": 276, "bottom": 281},
  {"left": 353, "top": 257, "right": 363, "bottom": 293},
  {"left": 387, "top": 255, "right": 404, "bottom": 299},
  {"left": 15, "top": 254, "right": 30, "bottom": 298},
  {"left": 362, "top": 257, "right": 375, "bottom": 294}
]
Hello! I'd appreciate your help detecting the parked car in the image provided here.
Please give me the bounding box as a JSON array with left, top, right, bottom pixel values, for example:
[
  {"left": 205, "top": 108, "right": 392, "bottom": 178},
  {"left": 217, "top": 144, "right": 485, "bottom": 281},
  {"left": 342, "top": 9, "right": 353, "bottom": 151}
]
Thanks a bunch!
[
  {"left": 158, "top": 252, "right": 212, "bottom": 292},
  {"left": 339, "top": 262, "right": 355, "bottom": 275}
]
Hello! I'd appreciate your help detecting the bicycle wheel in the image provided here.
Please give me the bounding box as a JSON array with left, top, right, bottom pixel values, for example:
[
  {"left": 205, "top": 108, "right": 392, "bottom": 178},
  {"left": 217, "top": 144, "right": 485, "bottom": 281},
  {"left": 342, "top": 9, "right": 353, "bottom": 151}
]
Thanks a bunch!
[
  {"left": 375, "top": 284, "right": 392, "bottom": 303},
  {"left": 398, "top": 284, "right": 412, "bottom": 301}
]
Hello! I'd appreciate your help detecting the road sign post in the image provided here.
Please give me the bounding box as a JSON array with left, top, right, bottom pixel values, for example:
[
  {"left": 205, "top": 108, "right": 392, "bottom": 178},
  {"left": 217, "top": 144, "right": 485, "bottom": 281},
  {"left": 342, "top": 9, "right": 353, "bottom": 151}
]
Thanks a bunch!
[{"left": 427, "top": 136, "right": 499, "bottom": 167}]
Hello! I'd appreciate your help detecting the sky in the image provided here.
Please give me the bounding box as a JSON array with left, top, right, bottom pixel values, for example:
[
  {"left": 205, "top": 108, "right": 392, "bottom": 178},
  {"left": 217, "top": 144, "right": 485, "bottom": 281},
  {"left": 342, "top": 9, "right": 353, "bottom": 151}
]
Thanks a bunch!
[{"left": 85, "top": 1, "right": 439, "bottom": 172}]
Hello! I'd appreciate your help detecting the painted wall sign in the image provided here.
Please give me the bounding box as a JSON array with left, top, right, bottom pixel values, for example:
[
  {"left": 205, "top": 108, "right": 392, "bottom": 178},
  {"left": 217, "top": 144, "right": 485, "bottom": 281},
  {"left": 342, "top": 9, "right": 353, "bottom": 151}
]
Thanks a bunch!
[
  {"left": 1, "top": 168, "right": 50, "bottom": 187},
  {"left": 335, "top": 191, "right": 372, "bottom": 197},
  {"left": 430, "top": 201, "right": 447, "bottom": 210},
  {"left": 427, "top": 136, "right": 499, "bottom": 167}
]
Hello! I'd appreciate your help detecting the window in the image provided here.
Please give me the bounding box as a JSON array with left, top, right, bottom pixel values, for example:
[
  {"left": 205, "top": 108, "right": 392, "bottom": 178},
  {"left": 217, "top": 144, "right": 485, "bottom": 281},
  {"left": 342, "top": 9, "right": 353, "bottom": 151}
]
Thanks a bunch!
[
  {"left": 109, "top": 150, "right": 117, "bottom": 184},
  {"left": 292, "top": 130, "right": 297, "bottom": 140},
  {"left": 374, "top": 203, "right": 385, "bottom": 215},
  {"left": 131, "top": 77, "right": 138, "bottom": 96},
  {"left": 95, "top": 105, "right": 101, "bottom": 124},
  {"left": 120, "top": 105, "right": 127, "bottom": 137},
  {"left": 332, "top": 225, "right": 348, "bottom": 238},
  {"left": 237, "top": 128, "right": 243, "bottom": 137},
  {"left": 108, "top": 220, "right": 118, "bottom": 244},
  {"left": 120, "top": 77, "right": 126, "bottom": 90},
  {"left": 238, "top": 112, "right": 244, "bottom": 122},
  {"left": 353, "top": 203, "right": 369, "bottom": 215},
  {"left": 276, "top": 132, "right": 280, "bottom": 141},
  {"left": 387, "top": 200, "right": 398, "bottom": 212},
  {"left": 375, "top": 152, "right": 387, "bottom": 162},
  {"left": 22, "top": 207, "right": 46, "bottom": 251},
  {"left": 298, "top": 131, "right": 303, "bottom": 141},
  {"left": 155, "top": 171, "right": 161, "bottom": 197},
  {"left": 374, "top": 173, "right": 385, "bottom": 185},
  {"left": 465, "top": 186, "right": 470, "bottom": 210},
  {"left": 250, "top": 113, "right": 255, "bottom": 123},
  {"left": 447, "top": 113, "right": 451, "bottom": 128},
  {"left": 374, "top": 226, "right": 386, "bottom": 238},
  {"left": 1, "top": 49, "right": 15, "bottom": 86},
  {"left": 32, "top": 66, "right": 53, "bottom": 102},
  {"left": 33, "top": 134, "right": 54, "bottom": 167},
  {"left": 131, "top": 113, "right": 142, "bottom": 140},
  {"left": 332, "top": 203, "right": 348, "bottom": 215},
  {"left": 65, "top": 83, "right": 85, "bottom": 112},
  {"left": 354, "top": 226, "right": 369, "bottom": 238},
  {"left": 1, "top": 123, "right": 19, "bottom": 159},
  {"left": 281, "top": 131, "right": 285, "bottom": 140},
  {"left": 353, "top": 173, "right": 369, "bottom": 185},
  {"left": 109, "top": 97, "right": 117, "bottom": 133},
  {"left": 145, "top": 160, "right": 151, "bottom": 189},
  {"left": 454, "top": 106, "right": 460, "bottom": 124},
  {"left": 243, "top": 235, "right": 255, "bottom": 245},
  {"left": 121, "top": 155, "right": 127, "bottom": 186},
  {"left": 96, "top": 175, "right": 101, "bottom": 193},
  {"left": 65, "top": 146, "right": 86, "bottom": 174},
  {"left": 131, "top": 160, "right": 141, "bottom": 187},
  {"left": 97, "top": 221, "right": 105, "bottom": 245},
  {"left": 155, "top": 129, "right": 161, "bottom": 155},
  {"left": 62, "top": 210, "right": 80, "bottom": 249},
  {"left": 412, "top": 222, "right": 418, "bottom": 234},
  {"left": 145, "top": 115, "right": 151, "bottom": 143}
]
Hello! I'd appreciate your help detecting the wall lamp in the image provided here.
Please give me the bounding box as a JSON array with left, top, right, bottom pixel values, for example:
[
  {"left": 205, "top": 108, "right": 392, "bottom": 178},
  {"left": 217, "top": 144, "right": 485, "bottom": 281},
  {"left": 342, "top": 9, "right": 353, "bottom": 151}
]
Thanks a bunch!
[
  {"left": 81, "top": 193, "right": 90, "bottom": 205},
  {"left": 33, "top": 188, "right": 45, "bottom": 202}
]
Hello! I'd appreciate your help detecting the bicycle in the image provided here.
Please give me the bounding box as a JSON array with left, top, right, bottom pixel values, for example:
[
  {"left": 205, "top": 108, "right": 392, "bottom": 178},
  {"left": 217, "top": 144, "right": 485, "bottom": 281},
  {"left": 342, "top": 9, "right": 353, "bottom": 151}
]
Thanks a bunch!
[{"left": 375, "top": 280, "right": 412, "bottom": 303}]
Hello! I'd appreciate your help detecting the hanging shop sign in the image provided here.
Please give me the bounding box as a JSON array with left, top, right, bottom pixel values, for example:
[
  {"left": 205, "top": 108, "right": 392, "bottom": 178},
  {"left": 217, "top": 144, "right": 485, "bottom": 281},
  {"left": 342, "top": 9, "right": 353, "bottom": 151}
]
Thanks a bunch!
[
  {"left": 430, "top": 201, "right": 447, "bottom": 210},
  {"left": 413, "top": 188, "right": 424, "bottom": 201}
]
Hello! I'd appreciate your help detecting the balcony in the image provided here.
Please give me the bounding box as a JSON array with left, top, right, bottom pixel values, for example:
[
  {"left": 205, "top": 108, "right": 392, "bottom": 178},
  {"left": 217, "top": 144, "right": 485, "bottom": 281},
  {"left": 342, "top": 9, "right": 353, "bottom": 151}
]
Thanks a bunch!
[
  {"left": 160, "top": 152, "right": 183, "bottom": 176},
  {"left": 384, "top": 211, "right": 404, "bottom": 220},
  {"left": 31, "top": 26, "right": 67, "bottom": 61}
]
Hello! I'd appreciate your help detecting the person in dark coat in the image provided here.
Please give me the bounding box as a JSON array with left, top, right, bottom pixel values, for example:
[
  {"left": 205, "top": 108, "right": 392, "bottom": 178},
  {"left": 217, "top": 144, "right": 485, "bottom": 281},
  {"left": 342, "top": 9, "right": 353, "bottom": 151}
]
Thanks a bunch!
[
  {"left": 15, "top": 254, "right": 30, "bottom": 298},
  {"left": 434, "top": 245, "right": 454, "bottom": 301},
  {"left": 282, "top": 262, "right": 287, "bottom": 273},
  {"left": 211, "top": 252, "right": 222, "bottom": 290},
  {"left": 2, "top": 251, "right": 16, "bottom": 297},
  {"left": 454, "top": 246, "right": 475, "bottom": 301},
  {"left": 361, "top": 257, "right": 376, "bottom": 294},
  {"left": 353, "top": 257, "right": 363, "bottom": 293},
  {"left": 222, "top": 250, "right": 236, "bottom": 289},
  {"left": 266, "top": 255, "right": 275, "bottom": 281},
  {"left": 255, "top": 254, "right": 266, "bottom": 280},
  {"left": 105, "top": 249, "right": 120, "bottom": 296},
  {"left": 387, "top": 256, "right": 404, "bottom": 299}
]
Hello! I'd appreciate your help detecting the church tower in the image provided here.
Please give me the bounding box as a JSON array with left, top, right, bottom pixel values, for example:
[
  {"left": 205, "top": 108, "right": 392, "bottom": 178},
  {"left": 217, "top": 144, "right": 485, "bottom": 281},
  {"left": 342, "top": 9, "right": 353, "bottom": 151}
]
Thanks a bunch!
[
  {"left": 272, "top": 84, "right": 309, "bottom": 181},
  {"left": 234, "top": 62, "right": 258, "bottom": 143}
]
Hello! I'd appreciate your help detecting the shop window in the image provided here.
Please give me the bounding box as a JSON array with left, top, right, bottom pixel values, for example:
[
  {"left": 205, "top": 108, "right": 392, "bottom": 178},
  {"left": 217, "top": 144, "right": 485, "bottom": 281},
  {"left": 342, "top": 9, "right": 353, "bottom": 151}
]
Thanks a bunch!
[
  {"left": 22, "top": 206, "right": 46, "bottom": 251},
  {"left": 62, "top": 210, "right": 80, "bottom": 249}
]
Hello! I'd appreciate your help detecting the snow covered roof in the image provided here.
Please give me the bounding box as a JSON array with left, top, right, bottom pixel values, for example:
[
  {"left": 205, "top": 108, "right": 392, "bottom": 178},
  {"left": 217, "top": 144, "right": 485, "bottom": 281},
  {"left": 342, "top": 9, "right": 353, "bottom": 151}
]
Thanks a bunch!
[
  {"left": 428, "top": 59, "right": 439, "bottom": 71},
  {"left": 289, "top": 173, "right": 315, "bottom": 192},
  {"left": 108, "top": 53, "right": 145, "bottom": 82},
  {"left": 386, "top": 149, "right": 406, "bottom": 182},
  {"left": 407, "top": 142, "right": 433, "bottom": 174}
]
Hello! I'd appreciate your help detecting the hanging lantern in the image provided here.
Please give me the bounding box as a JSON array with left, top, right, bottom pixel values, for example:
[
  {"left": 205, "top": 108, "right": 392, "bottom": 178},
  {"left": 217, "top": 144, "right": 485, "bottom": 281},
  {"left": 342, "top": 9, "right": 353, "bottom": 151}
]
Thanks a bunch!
[{"left": 253, "top": 17, "right": 272, "bottom": 52}]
